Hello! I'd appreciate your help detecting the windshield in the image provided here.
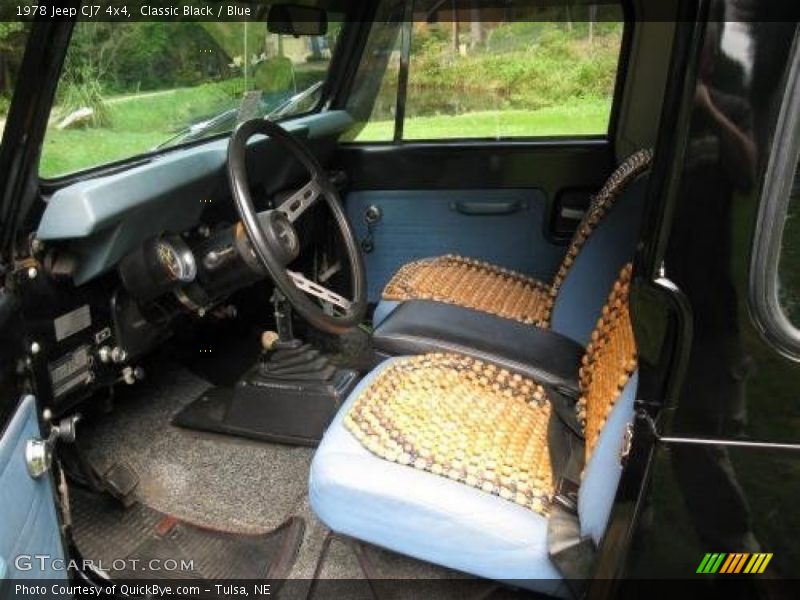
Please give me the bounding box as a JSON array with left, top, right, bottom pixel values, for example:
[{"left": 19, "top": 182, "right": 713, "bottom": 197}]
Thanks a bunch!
[
  {"left": 39, "top": 18, "right": 342, "bottom": 178},
  {"left": 0, "top": 23, "right": 31, "bottom": 140}
]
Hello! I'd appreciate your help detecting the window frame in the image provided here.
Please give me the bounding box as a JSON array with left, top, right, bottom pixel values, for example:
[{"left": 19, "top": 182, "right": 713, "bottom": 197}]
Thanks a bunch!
[
  {"left": 341, "top": 0, "right": 633, "bottom": 146},
  {"left": 37, "top": 17, "right": 353, "bottom": 186},
  {"left": 749, "top": 35, "right": 800, "bottom": 361}
]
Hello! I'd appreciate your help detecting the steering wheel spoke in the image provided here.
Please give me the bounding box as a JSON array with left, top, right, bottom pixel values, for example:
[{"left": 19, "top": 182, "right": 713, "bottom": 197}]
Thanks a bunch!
[
  {"left": 278, "top": 178, "right": 322, "bottom": 223},
  {"left": 287, "top": 270, "right": 352, "bottom": 315}
]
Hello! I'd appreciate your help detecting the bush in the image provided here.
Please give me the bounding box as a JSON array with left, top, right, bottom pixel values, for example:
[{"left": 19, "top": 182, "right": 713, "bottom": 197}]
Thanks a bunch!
[
  {"left": 407, "top": 23, "right": 623, "bottom": 112},
  {"left": 60, "top": 65, "right": 112, "bottom": 128}
]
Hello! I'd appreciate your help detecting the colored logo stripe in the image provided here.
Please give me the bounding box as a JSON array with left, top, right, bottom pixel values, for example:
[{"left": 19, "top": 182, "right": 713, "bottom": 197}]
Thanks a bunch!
[
  {"left": 697, "top": 553, "right": 726, "bottom": 573},
  {"left": 697, "top": 553, "right": 773, "bottom": 574}
]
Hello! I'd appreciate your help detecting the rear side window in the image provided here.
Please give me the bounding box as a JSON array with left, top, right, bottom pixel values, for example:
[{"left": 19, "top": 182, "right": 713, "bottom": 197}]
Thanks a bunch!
[
  {"left": 346, "top": 2, "right": 625, "bottom": 142},
  {"left": 750, "top": 46, "right": 800, "bottom": 357},
  {"left": 778, "top": 163, "right": 800, "bottom": 327}
]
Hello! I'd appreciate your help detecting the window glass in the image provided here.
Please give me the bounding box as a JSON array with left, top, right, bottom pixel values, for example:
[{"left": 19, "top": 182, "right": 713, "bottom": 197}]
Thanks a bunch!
[
  {"left": 350, "top": 2, "right": 624, "bottom": 142},
  {"left": 40, "top": 18, "right": 342, "bottom": 178},
  {"left": 778, "top": 161, "right": 800, "bottom": 327},
  {"left": 343, "top": 0, "right": 405, "bottom": 142},
  {"left": 0, "top": 22, "right": 31, "bottom": 139}
]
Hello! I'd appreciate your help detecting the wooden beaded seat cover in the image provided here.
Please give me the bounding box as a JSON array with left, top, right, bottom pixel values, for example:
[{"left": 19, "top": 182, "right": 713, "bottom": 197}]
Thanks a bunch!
[
  {"left": 381, "top": 149, "right": 653, "bottom": 326},
  {"left": 346, "top": 264, "right": 637, "bottom": 515}
]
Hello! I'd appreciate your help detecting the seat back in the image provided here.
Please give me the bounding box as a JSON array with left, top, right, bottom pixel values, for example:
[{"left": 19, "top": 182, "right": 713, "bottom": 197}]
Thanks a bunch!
[
  {"left": 573, "top": 264, "right": 639, "bottom": 543},
  {"left": 549, "top": 149, "right": 652, "bottom": 345}
]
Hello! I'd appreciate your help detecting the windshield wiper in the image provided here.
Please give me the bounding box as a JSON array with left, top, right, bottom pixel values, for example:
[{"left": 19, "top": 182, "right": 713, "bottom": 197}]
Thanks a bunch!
[{"left": 153, "top": 81, "right": 325, "bottom": 152}]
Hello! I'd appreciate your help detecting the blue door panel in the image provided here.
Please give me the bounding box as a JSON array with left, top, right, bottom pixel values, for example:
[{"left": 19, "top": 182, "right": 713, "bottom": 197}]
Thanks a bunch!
[
  {"left": 0, "top": 395, "right": 66, "bottom": 581},
  {"left": 346, "top": 189, "right": 565, "bottom": 302}
]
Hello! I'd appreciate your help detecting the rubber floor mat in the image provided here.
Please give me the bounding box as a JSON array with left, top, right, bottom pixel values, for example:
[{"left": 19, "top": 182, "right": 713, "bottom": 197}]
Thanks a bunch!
[{"left": 70, "top": 487, "right": 304, "bottom": 581}]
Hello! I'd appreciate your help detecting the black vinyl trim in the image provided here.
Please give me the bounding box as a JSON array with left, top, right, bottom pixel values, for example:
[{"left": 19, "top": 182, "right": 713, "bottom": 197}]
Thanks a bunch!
[
  {"left": 635, "top": 5, "right": 705, "bottom": 278},
  {"left": 607, "top": 1, "right": 636, "bottom": 152},
  {"left": 327, "top": 5, "right": 380, "bottom": 110},
  {"left": 749, "top": 28, "right": 800, "bottom": 362},
  {"left": 393, "top": 0, "right": 415, "bottom": 142},
  {"left": 0, "top": 15, "right": 76, "bottom": 251}
]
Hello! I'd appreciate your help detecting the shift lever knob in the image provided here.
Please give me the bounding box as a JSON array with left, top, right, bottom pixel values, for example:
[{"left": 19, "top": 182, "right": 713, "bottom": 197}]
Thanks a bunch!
[{"left": 261, "top": 331, "right": 280, "bottom": 351}]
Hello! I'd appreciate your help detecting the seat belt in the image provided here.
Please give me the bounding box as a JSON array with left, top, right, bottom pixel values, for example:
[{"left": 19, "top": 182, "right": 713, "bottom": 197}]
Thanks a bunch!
[{"left": 546, "top": 411, "right": 595, "bottom": 596}]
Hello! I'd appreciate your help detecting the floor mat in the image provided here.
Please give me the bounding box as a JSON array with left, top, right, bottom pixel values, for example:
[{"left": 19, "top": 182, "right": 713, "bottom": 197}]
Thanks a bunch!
[
  {"left": 78, "top": 357, "right": 522, "bottom": 592},
  {"left": 71, "top": 487, "right": 304, "bottom": 581},
  {"left": 81, "top": 366, "right": 314, "bottom": 533}
]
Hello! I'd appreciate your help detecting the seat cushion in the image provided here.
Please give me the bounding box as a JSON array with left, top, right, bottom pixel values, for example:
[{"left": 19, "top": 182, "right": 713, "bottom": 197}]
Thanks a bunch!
[
  {"left": 373, "top": 300, "right": 584, "bottom": 395},
  {"left": 382, "top": 255, "right": 553, "bottom": 326},
  {"left": 309, "top": 358, "right": 569, "bottom": 596}
]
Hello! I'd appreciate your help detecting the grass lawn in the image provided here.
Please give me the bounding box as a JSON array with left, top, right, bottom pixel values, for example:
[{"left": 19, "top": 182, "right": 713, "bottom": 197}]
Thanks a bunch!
[
  {"left": 40, "top": 81, "right": 239, "bottom": 178},
  {"left": 40, "top": 87, "right": 611, "bottom": 177},
  {"left": 353, "top": 97, "right": 612, "bottom": 142}
]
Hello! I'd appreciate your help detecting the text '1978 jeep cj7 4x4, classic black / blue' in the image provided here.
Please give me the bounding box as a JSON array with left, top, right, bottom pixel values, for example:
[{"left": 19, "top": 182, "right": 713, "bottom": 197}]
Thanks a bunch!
[{"left": 0, "top": 1, "right": 799, "bottom": 598}]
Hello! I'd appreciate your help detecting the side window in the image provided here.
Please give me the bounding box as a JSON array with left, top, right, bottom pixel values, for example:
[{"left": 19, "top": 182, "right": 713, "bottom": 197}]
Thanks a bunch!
[
  {"left": 777, "top": 162, "right": 800, "bottom": 326},
  {"left": 347, "top": 2, "right": 625, "bottom": 142},
  {"left": 751, "top": 48, "right": 800, "bottom": 357},
  {"left": 39, "top": 19, "right": 342, "bottom": 179}
]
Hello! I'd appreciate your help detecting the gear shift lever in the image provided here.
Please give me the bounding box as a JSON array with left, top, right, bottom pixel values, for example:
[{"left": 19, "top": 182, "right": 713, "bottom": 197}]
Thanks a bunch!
[
  {"left": 258, "top": 290, "right": 335, "bottom": 380},
  {"left": 271, "top": 290, "right": 302, "bottom": 350}
]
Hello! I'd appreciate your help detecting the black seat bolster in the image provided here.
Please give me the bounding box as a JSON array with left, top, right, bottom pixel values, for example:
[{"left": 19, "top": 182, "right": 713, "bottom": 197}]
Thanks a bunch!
[{"left": 373, "top": 300, "right": 583, "bottom": 395}]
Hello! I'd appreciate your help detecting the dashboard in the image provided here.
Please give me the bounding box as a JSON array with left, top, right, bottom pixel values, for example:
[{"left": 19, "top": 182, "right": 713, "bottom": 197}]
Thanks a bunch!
[{"left": 24, "top": 111, "right": 353, "bottom": 413}]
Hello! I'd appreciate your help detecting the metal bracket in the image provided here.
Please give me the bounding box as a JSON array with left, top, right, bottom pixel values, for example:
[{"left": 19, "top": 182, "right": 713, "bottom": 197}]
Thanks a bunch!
[
  {"left": 25, "top": 414, "right": 80, "bottom": 479},
  {"left": 636, "top": 408, "right": 800, "bottom": 452},
  {"left": 620, "top": 421, "right": 635, "bottom": 465}
]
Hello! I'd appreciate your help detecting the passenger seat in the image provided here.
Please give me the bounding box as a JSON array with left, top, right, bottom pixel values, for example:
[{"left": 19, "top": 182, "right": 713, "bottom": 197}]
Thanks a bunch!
[{"left": 371, "top": 149, "right": 652, "bottom": 394}]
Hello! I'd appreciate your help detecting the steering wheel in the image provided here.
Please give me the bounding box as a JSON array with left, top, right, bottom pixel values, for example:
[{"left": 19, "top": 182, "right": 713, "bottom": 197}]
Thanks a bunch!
[{"left": 227, "top": 118, "right": 366, "bottom": 334}]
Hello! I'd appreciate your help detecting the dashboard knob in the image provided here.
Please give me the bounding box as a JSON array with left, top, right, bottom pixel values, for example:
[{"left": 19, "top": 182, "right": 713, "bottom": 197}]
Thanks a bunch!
[
  {"left": 98, "top": 346, "right": 112, "bottom": 363},
  {"left": 110, "top": 346, "right": 128, "bottom": 364}
]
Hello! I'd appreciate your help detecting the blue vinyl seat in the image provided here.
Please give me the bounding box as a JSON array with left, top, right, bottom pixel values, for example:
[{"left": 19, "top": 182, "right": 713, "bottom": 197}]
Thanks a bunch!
[{"left": 310, "top": 266, "right": 640, "bottom": 594}]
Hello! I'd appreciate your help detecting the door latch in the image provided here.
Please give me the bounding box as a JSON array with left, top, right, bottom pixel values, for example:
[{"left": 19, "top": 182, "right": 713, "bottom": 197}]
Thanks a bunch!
[
  {"left": 26, "top": 414, "right": 80, "bottom": 479},
  {"left": 620, "top": 421, "right": 634, "bottom": 465}
]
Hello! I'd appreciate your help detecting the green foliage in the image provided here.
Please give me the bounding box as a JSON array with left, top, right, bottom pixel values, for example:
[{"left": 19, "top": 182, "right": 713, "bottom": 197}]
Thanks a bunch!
[
  {"left": 59, "top": 64, "right": 112, "bottom": 128},
  {"left": 0, "top": 22, "right": 28, "bottom": 105},
  {"left": 40, "top": 79, "right": 241, "bottom": 177},
  {"left": 406, "top": 22, "right": 623, "bottom": 113},
  {"left": 253, "top": 57, "right": 294, "bottom": 93}
]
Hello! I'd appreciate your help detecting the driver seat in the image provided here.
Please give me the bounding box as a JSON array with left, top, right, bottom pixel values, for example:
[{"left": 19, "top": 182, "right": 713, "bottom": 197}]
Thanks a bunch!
[{"left": 310, "top": 265, "right": 638, "bottom": 593}]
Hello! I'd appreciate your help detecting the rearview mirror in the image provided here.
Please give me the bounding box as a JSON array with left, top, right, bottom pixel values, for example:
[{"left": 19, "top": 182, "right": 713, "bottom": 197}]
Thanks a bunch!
[{"left": 267, "top": 4, "right": 328, "bottom": 37}]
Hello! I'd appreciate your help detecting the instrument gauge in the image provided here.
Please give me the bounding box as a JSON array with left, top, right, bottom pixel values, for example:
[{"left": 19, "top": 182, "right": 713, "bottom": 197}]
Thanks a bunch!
[{"left": 156, "top": 237, "right": 197, "bottom": 283}]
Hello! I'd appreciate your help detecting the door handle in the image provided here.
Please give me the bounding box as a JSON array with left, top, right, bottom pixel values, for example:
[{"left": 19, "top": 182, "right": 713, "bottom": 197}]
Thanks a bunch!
[{"left": 450, "top": 200, "right": 527, "bottom": 216}]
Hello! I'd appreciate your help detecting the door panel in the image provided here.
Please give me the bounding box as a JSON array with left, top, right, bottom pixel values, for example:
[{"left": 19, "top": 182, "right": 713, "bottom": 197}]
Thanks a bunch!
[
  {"left": 338, "top": 141, "right": 615, "bottom": 302},
  {"left": 348, "top": 188, "right": 565, "bottom": 302},
  {"left": 0, "top": 395, "right": 66, "bottom": 580}
]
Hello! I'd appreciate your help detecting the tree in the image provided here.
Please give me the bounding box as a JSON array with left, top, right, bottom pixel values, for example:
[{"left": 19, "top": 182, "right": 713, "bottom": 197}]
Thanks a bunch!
[{"left": 0, "top": 23, "right": 26, "bottom": 99}]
